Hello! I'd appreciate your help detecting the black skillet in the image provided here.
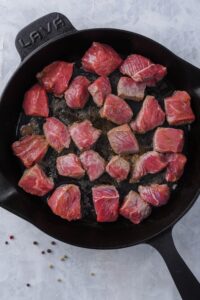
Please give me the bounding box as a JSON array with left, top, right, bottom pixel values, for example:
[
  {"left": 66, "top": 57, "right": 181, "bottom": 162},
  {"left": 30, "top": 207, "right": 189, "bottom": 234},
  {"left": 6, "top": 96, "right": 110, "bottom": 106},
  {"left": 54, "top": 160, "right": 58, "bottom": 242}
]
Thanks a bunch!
[{"left": 0, "top": 13, "right": 200, "bottom": 299}]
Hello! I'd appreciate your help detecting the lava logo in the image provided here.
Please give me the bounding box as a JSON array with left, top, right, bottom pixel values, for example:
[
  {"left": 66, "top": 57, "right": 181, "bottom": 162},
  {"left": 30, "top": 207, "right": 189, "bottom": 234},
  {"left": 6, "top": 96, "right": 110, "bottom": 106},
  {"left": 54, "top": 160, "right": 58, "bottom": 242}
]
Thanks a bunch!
[{"left": 18, "top": 14, "right": 66, "bottom": 48}]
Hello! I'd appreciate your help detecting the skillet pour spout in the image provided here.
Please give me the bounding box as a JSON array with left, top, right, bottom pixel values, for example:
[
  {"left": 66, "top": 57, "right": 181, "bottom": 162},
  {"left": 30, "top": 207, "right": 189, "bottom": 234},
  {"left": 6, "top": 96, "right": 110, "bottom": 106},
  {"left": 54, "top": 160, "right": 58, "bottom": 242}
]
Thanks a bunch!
[{"left": 0, "top": 12, "right": 200, "bottom": 299}]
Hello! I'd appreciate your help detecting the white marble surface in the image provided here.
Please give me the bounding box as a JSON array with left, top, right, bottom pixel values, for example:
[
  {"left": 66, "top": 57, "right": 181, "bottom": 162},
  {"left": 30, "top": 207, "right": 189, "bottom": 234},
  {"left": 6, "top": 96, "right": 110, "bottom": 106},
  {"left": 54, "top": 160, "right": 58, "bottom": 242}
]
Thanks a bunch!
[{"left": 0, "top": 1, "right": 200, "bottom": 299}]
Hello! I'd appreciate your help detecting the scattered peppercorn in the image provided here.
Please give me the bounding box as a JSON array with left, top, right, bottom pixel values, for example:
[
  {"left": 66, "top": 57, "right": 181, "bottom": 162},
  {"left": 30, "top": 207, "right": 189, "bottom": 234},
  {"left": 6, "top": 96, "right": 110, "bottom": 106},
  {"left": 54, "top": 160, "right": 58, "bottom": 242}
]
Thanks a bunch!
[
  {"left": 91, "top": 273, "right": 95, "bottom": 276},
  {"left": 49, "top": 264, "right": 54, "bottom": 269},
  {"left": 5, "top": 241, "right": 9, "bottom": 245},
  {"left": 47, "top": 249, "right": 52, "bottom": 253},
  {"left": 33, "top": 241, "right": 38, "bottom": 245},
  {"left": 51, "top": 241, "right": 56, "bottom": 245},
  {"left": 64, "top": 255, "right": 68, "bottom": 259},
  {"left": 60, "top": 257, "right": 65, "bottom": 261},
  {"left": 57, "top": 278, "right": 62, "bottom": 282},
  {"left": 9, "top": 235, "right": 14, "bottom": 240},
  {"left": 26, "top": 283, "right": 31, "bottom": 287},
  {"left": 41, "top": 251, "right": 45, "bottom": 255}
]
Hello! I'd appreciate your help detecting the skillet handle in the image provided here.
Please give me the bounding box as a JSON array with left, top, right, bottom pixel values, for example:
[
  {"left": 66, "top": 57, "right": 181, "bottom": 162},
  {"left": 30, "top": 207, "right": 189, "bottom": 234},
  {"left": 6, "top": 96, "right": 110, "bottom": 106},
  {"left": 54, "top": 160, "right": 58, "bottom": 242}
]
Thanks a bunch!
[
  {"left": 147, "top": 227, "right": 200, "bottom": 299},
  {"left": 15, "top": 12, "right": 77, "bottom": 60}
]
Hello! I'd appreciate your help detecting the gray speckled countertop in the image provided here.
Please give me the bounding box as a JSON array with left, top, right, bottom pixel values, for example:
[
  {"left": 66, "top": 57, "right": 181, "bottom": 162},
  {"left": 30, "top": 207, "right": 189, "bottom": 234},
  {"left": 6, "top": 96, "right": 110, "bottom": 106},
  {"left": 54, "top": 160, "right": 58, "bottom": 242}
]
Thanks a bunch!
[{"left": 0, "top": 1, "right": 200, "bottom": 299}]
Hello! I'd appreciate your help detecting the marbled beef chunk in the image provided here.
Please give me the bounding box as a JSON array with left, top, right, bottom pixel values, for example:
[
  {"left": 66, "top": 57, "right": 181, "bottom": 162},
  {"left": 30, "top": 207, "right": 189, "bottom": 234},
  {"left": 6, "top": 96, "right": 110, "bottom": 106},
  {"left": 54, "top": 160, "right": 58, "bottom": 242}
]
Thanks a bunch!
[
  {"left": 80, "top": 150, "right": 105, "bottom": 181},
  {"left": 48, "top": 184, "right": 81, "bottom": 221},
  {"left": 153, "top": 127, "right": 184, "bottom": 153},
  {"left": 106, "top": 155, "right": 130, "bottom": 182},
  {"left": 165, "top": 153, "right": 187, "bottom": 182},
  {"left": 65, "top": 76, "right": 90, "bottom": 109},
  {"left": 138, "top": 184, "right": 170, "bottom": 207},
  {"left": 120, "top": 191, "right": 152, "bottom": 224},
  {"left": 88, "top": 76, "right": 111, "bottom": 107},
  {"left": 56, "top": 154, "right": 85, "bottom": 178},
  {"left": 117, "top": 76, "right": 146, "bottom": 101},
  {"left": 18, "top": 164, "right": 54, "bottom": 196}
]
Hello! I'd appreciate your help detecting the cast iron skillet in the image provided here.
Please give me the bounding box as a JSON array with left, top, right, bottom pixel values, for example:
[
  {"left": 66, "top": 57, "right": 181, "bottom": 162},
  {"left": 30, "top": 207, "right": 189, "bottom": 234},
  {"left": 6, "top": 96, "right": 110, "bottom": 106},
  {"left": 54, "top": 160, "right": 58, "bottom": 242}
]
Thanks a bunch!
[{"left": 0, "top": 13, "right": 200, "bottom": 299}]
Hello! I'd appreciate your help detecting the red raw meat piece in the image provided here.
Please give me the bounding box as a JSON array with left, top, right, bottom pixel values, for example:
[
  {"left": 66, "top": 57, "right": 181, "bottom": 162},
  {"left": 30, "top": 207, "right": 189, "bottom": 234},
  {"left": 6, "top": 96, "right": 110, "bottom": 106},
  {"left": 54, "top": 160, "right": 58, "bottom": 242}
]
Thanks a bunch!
[
  {"left": 164, "top": 91, "right": 195, "bottom": 125},
  {"left": 100, "top": 94, "right": 133, "bottom": 125},
  {"left": 37, "top": 61, "right": 74, "bottom": 96},
  {"left": 23, "top": 84, "right": 49, "bottom": 117},
  {"left": 153, "top": 127, "right": 184, "bottom": 153},
  {"left": 12, "top": 135, "right": 48, "bottom": 168},
  {"left": 80, "top": 150, "right": 105, "bottom": 181},
  {"left": 43, "top": 117, "right": 71, "bottom": 153},
  {"left": 64, "top": 75, "right": 90, "bottom": 109},
  {"left": 88, "top": 76, "right": 111, "bottom": 107},
  {"left": 82, "top": 42, "right": 122, "bottom": 76},
  {"left": 117, "top": 76, "right": 146, "bottom": 101},
  {"left": 69, "top": 120, "right": 101, "bottom": 151},
  {"left": 130, "top": 151, "right": 168, "bottom": 182},
  {"left": 48, "top": 184, "right": 81, "bottom": 221},
  {"left": 165, "top": 153, "right": 187, "bottom": 182},
  {"left": 106, "top": 155, "right": 130, "bottom": 182},
  {"left": 138, "top": 184, "right": 170, "bottom": 207},
  {"left": 56, "top": 154, "right": 85, "bottom": 178},
  {"left": 120, "top": 191, "right": 151, "bottom": 224},
  {"left": 92, "top": 185, "right": 119, "bottom": 222},
  {"left": 120, "top": 54, "right": 167, "bottom": 85},
  {"left": 130, "top": 96, "right": 165, "bottom": 133},
  {"left": 18, "top": 164, "right": 54, "bottom": 196},
  {"left": 107, "top": 124, "right": 139, "bottom": 154}
]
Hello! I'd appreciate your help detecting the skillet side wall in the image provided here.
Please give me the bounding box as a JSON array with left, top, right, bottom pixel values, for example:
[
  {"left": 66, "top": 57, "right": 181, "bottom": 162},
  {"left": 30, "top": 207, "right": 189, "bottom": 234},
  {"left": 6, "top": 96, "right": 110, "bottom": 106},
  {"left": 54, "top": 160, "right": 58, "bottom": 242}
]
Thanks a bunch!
[{"left": 0, "top": 29, "right": 200, "bottom": 249}]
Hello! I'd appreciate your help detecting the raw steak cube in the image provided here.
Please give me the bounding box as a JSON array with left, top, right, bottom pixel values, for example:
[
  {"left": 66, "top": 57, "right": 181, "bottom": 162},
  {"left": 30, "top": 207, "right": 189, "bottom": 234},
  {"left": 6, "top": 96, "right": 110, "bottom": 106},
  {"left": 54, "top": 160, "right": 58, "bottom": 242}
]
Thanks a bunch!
[
  {"left": 69, "top": 120, "right": 101, "bottom": 150},
  {"left": 82, "top": 42, "right": 122, "bottom": 76},
  {"left": 153, "top": 127, "right": 184, "bottom": 153},
  {"left": 80, "top": 150, "right": 105, "bottom": 181},
  {"left": 130, "top": 96, "right": 165, "bottom": 133},
  {"left": 18, "top": 164, "right": 54, "bottom": 196},
  {"left": 117, "top": 76, "right": 146, "bottom": 101},
  {"left": 138, "top": 184, "right": 170, "bottom": 207},
  {"left": 120, "top": 191, "right": 152, "bottom": 224},
  {"left": 23, "top": 84, "right": 49, "bottom": 117},
  {"left": 64, "top": 75, "right": 90, "bottom": 109},
  {"left": 56, "top": 154, "right": 85, "bottom": 178},
  {"left": 48, "top": 184, "right": 81, "bottom": 221},
  {"left": 37, "top": 61, "right": 74, "bottom": 96},
  {"left": 106, "top": 155, "right": 130, "bottom": 182},
  {"left": 120, "top": 54, "right": 167, "bottom": 85},
  {"left": 107, "top": 124, "right": 139, "bottom": 154},
  {"left": 12, "top": 135, "right": 48, "bottom": 168},
  {"left": 100, "top": 94, "right": 133, "bottom": 125},
  {"left": 164, "top": 91, "right": 195, "bottom": 125},
  {"left": 165, "top": 153, "right": 187, "bottom": 182},
  {"left": 130, "top": 151, "right": 168, "bottom": 182},
  {"left": 43, "top": 117, "right": 71, "bottom": 152},
  {"left": 88, "top": 76, "right": 111, "bottom": 107},
  {"left": 92, "top": 185, "right": 119, "bottom": 222}
]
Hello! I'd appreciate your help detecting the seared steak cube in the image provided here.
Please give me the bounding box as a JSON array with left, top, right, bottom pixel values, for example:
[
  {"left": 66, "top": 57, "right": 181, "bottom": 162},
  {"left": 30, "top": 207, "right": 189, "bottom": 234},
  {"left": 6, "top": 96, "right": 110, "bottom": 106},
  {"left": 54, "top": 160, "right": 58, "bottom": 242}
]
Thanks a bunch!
[
  {"left": 153, "top": 127, "right": 184, "bottom": 153},
  {"left": 64, "top": 76, "right": 90, "bottom": 109},
  {"left": 69, "top": 120, "right": 101, "bottom": 151},
  {"left": 138, "top": 184, "right": 170, "bottom": 206},
  {"left": 120, "top": 54, "right": 167, "bottom": 85},
  {"left": 23, "top": 84, "right": 49, "bottom": 117},
  {"left": 130, "top": 151, "right": 168, "bottom": 182},
  {"left": 107, "top": 124, "right": 139, "bottom": 154},
  {"left": 117, "top": 76, "right": 146, "bottom": 101},
  {"left": 120, "top": 191, "right": 152, "bottom": 224},
  {"left": 130, "top": 96, "right": 165, "bottom": 134},
  {"left": 106, "top": 155, "right": 130, "bottom": 182},
  {"left": 80, "top": 150, "right": 105, "bottom": 181},
  {"left": 18, "top": 164, "right": 54, "bottom": 196},
  {"left": 12, "top": 135, "right": 48, "bottom": 168},
  {"left": 164, "top": 91, "right": 195, "bottom": 125},
  {"left": 165, "top": 153, "right": 187, "bottom": 182},
  {"left": 37, "top": 61, "right": 73, "bottom": 96},
  {"left": 88, "top": 76, "right": 111, "bottom": 107},
  {"left": 82, "top": 42, "right": 122, "bottom": 76},
  {"left": 56, "top": 154, "right": 85, "bottom": 178},
  {"left": 48, "top": 184, "right": 81, "bottom": 221},
  {"left": 92, "top": 185, "right": 119, "bottom": 222},
  {"left": 43, "top": 117, "right": 71, "bottom": 153},
  {"left": 100, "top": 94, "right": 133, "bottom": 125}
]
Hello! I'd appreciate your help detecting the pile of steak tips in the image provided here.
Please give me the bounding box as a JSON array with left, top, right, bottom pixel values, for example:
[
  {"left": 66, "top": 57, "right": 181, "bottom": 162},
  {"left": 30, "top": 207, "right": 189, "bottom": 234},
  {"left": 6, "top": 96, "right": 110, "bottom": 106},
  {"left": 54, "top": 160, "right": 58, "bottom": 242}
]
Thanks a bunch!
[{"left": 12, "top": 42, "right": 195, "bottom": 224}]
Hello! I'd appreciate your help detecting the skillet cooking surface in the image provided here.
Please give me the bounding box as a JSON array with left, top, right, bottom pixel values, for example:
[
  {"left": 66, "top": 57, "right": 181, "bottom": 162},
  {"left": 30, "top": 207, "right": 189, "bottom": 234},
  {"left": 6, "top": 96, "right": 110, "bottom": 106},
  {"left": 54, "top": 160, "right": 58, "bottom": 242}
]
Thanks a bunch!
[
  {"left": 0, "top": 28, "right": 200, "bottom": 248},
  {"left": 16, "top": 57, "right": 189, "bottom": 227}
]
